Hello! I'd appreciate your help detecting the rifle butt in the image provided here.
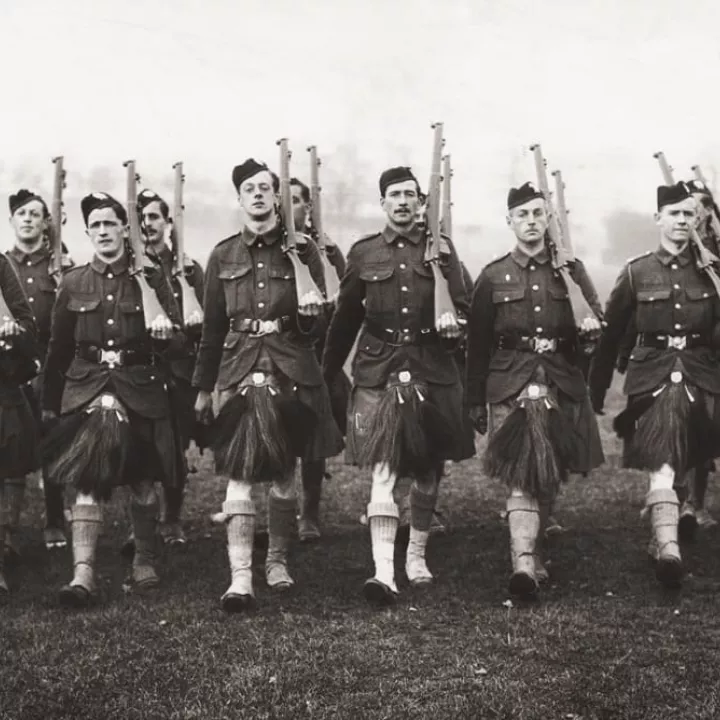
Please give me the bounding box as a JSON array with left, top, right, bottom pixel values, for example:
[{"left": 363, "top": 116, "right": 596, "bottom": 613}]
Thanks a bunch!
[{"left": 177, "top": 275, "right": 204, "bottom": 325}]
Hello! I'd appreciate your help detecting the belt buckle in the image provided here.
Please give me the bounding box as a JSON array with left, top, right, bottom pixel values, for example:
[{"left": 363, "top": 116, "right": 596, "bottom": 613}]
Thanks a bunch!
[
  {"left": 667, "top": 335, "right": 687, "bottom": 350},
  {"left": 100, "top": 349, "right": 122, "bottom": 367},
  {"left": 532, "top": 337, "right": 556, "bottom": 354},
  {"left": 250, "top": 320, "right": 277, "bottom": 337}
]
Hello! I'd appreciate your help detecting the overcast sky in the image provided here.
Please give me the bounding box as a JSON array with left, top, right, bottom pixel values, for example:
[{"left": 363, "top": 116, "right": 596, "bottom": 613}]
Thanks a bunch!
[{"left": 1, "top": 0, "right": 719, "bottom": 265}]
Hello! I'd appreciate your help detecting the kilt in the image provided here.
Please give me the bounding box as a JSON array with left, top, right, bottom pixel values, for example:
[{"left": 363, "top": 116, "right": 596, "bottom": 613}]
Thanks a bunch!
[
  {"left": 0, "top": 386, "right": 38, "bottom": 479},
  {"left": 345, "top": 375, "right": 474, "bottom": 466},
  {"left": 217, "top": 367, "right": 344, "bottom": 464},
  {"left": 489, "top": 385, "right": 604, "bottom": 476}
]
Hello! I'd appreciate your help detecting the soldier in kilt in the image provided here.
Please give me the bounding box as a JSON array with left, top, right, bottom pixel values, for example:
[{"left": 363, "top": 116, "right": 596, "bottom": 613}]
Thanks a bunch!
[
  {"left": 193, "top": 160, "right": 343, "bottom": 613},
  {"left": 590, "top": 182, "right": 720, "bottom": 588},
  {"left": 467, "top": 182, "right": 604, "bottom": 600},
  {"left": 40, "top": 193, "right": 184, "bottom": 608},
  {"left": 322, "top": 166, "right": 473, "bottom": 607}
]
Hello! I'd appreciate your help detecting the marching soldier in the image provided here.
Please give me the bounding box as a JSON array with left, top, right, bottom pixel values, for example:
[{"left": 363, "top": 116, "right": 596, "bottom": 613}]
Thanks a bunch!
[
  {"left": 137, "top": 188, "right": 204, "bottom": 545},
  {"left": 589, "top": 181, "right": 720, "bottom": 588},
  {"left": 466, "top": 182, "right": 604, "bottom": 599},
  {"left": 41, "top": 192, "right": 183, "bottom": 608},
  {"left": 289, "top": 177, "right": 349, "bottom": 541},
  {"left": 322, "top": 166, "right": 472, "bottom": 607},
  {"left": 193, "top": 159, "right": 342, "bottom": 613},
  {"left": 7, "top": 190, "right": 72, "bottom": 552}
]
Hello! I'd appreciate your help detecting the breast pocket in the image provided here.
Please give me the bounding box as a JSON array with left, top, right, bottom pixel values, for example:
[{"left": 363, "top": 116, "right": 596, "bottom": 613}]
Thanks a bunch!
[
  {"left": 360, "top": 267, "right": 395, "bottom": 312},
  {"left": 218, "top": 263, "right": 253, "bottom": 315},
  {"left": 636, "top": 288, "right": 671, "bottom": 329},
  {"left": 685, "top": 286, "right": 714, "bottom": 328}
]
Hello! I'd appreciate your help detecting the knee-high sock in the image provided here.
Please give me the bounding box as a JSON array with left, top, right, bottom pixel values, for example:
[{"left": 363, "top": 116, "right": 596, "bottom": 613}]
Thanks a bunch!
[
  {"left": 266, "top": 491, "right": 297, "bottom": 570},
  {"left": 406, "top": 485, "right": 435, "bottom": 580},
  {"left": 43, "top": 470, "right": 65, "bottom": 529},
  {"left": 367, "top": 501, "right": 399, "bottom": 592},
  {"left": 647, "top": 488, "right": 681, "bottom": 560},
  {"left": 69, "top": 504, "right": 103, "bottom": 591},
  {"left": 163, "top": 479, "right": 185, "bottom": 525},
  {"left": 300, "top": 459, "right": 324, "bottom": 521},
  {"left": 130, "top": 495, "right": 159, "bottom": 573},
  {"left": 224, "top": 499, "right": 256, "bottom": 596},
  {"left": 506, "top": 494, "right": 540, "bottom": 577},
  {"left": 3, "top": 477, "right": 26, "bottom": 534}
]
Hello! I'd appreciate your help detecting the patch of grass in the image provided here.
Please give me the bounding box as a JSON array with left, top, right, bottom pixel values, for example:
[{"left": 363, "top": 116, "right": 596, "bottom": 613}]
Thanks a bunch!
[{"left": 2, "top": 380, "right": 720, "bottom": 719}]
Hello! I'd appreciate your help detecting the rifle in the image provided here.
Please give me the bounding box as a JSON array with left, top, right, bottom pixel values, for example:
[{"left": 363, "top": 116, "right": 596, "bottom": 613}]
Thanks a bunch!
[
  {"left": 529, "top": 144, "right": 599, "bottom": 330},
  {"left": 690, "top": 164, "right": 720, "bottom": 242},
  {"left": 172, "top": 162, "right": 204, "bottom": 325},
  {"left": 49, "top": 156, "right": 66, "bottom": 283},
  {"left": 440, "top": 153, "right": 452, "bottom": 238},
  {"left": 276, "top": 138, "right": 325, "bottom": 306},
  {"left": 425, "top": 122, "right": 459, "bottom": 330},
  {"left": 653, "top": 151, "right": 720, "bottom": 295},
  {"left": 123, "top": 160, "right": 172, "bottom": 327},
  {"left": 306, "top": 145, "right": 341, "bottom": 300}
]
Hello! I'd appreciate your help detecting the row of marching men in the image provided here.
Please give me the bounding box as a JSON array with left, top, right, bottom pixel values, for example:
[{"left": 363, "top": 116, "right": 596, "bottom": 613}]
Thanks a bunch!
[{"left": 1, "top": 134, "right": 720, "bottom": 613}]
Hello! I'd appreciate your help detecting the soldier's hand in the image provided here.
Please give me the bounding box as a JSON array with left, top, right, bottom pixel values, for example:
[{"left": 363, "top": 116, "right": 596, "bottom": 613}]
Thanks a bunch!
[
  {"left": 298, "top": 291, "right": 323, "bottom": 316},
  {"left": 185, "top": 309, "right": 204, "bottom": 328},
  {"left": 580, "top": 316, "right": 602, "bottom": 334},
  {"left": 469, "top": 405, "right": 488, "bottom": 435},
  {"left": 42, "top": 409, "right": 57, "bottom": 424},
  {"left": 149, "top": 315, "right": 174, "bottom": 340},
  {"left": 0, "top": 320, "right": 22, "bottom": 338},
  {"left": 195, "top": 390, "right": 214, "bottom": 425},
  {"left": 590, "top": 389, "right": 605, "bottom": 415},
  {"left": 323, "top": 233, "right": 335, "bottom": 248},
  {"left": 436, "top": 311, "right": 461, "bottom": 339}
]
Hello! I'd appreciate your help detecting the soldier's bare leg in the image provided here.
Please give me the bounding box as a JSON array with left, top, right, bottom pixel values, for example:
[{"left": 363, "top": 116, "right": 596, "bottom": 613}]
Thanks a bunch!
[
  {"left": 222, "top": 477, "right": 256, "bottom": 613},
  {"left": 507, "top": 490, "right": 541, "bottom": 599},
  {"left": 266, "top": 471, "right": 297, "bottom": 590},
  {"left": 129, "top": 481, "right": 160, "bottom": 591},
  {"left": 364, "top": 462, "right": 399, "bottom": 605},
  {"left": 59, "top": 493, "right": 103, "bottom": 608},
  {"left": 3, "top": 477, "right": 25, "bottom": 560},
  {"left": 163, "top": 474, "right": 187, "bottom": 546},
  {"left": 298, "top": 459, "right": 324, "bottom": 542},
  {"left": 647, "top": 464, "right": 683, "bottom": 588},
  {"left": 405, "top": 465, "right": 439, "bottom": 587}
]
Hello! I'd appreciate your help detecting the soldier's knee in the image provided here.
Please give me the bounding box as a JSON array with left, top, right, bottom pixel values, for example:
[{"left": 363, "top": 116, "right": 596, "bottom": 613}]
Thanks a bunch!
[
  {"left": 225, "top": 478, "right": 253, "bottom": 502},
  {"left": 131, "top": 482, "right": 158, "bottom": 506}
]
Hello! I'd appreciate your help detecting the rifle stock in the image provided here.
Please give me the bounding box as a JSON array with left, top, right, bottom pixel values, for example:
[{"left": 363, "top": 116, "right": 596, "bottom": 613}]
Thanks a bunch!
[
  {"left": 440, "top": 153, "right": 452, "bottom": 238},
  {"left": 123, "top": 160, "right": 171, "bottom": 327},
  {"left": 49, "top": 156, "right": 65, "bottom": 282},
  {"left": 307, "top": 145, "right": 340, "bottom": 300},
  {"left": 172, "top": 162, "right": 204, "bottom": 325},
  {"left": 276, "top": 139, "right": 324, "bottom": 303},
  {"left": 425, "top": 122, "right": 457, "bottom": 324},
  {"left": 653, "top": 152, "right": 720, "bottom": 293},
  {"left": 529, "top": 144, "right": 597, "bottom": 326}
]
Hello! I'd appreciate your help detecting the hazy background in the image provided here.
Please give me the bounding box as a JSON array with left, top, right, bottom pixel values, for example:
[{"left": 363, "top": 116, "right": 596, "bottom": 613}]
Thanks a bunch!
[{"left": 1, "top": 0, "right": 719, "bottom": 299}]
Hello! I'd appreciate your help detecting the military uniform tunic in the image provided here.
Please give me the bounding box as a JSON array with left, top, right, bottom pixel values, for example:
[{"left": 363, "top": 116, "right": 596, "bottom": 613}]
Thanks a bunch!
[{"left": 322, "top": 223, "right": 473, "bottom": 463}]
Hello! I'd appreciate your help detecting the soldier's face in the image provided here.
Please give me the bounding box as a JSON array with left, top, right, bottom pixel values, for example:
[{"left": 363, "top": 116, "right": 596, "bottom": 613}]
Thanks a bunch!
[
  {"left": 239, "top": 171, "right": 275, "bottom": 220},
  {"left": 290, "top": 184, "right": 309, "bottom": 231},
  {"left": 655, "top": 198, "right": 696, "bottom": 245},
  {"left": 141, "top": 200, "right": 169, "bottom": 248},
  {"left": 507, "top": 198, "right": 548, "bottom": 245},
  {"left": 381, "top": 180, "right": 420, "bottom": 226},
  {"left": 86, "top": 208, "right": 126, "bottom": 258},
  {"left": 10, "top": 200, "right": 47, "bottom": 244}
]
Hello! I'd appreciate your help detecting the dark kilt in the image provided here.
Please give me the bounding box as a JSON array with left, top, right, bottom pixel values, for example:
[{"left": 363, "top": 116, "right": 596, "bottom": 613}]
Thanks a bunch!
[
  {"left": 345, "top": 375, "right": 475, "bottom": 466},
  {"left": 0, "top": 384, "right": 38, "bottom": 479}
]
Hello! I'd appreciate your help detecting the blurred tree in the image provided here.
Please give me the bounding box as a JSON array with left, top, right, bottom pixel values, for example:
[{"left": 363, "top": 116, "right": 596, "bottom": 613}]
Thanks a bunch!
[{"left": 602, "top": 209, "right": 656, "bottom": 266}]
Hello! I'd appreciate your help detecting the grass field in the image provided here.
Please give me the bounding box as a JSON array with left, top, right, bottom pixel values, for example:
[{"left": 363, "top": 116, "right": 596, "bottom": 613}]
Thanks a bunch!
[{"left": 3, "top": 380, "right": 720, "bottom": 720}]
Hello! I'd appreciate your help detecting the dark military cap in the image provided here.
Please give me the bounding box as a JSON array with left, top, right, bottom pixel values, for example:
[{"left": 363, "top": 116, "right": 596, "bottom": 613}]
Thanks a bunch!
[
  {"left": 687, "top": 179, "right": 712, "bottom": 197},
  {"left": 657, "top": 182, "right": 692, "bottom": 210},
  {"left": 507, "top": 182, "right": 545, "bottom": 210},
  {"left": 232, "top": 159, "right": 279, "bottom": 192},
  {"left": 9, "top": 189, "right": 48, "bottom": 216},
  {"left": 137, "top": 188, "right": 165, "bottom": 212},
  {"left": 81, "top": 192, "right": 128, "bottom": 226},
  {"left": 379, "top": 166, "right": 420, "bottom": 197}
]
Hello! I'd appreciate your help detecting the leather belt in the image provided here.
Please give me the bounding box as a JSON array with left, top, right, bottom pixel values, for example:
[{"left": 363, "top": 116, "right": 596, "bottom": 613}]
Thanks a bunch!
[
  {"left": 364, "top": 320, "right": 438, "bottom": 346},
  {"left": 495, "top": 335, "right": 574, "bottom": 354},
  {"left": 231, "top": 316, "right": 293, "bottom": 335},
  {"left": 76, "top": 346, "right": 152, "bottom": 367},
  {"left": 636, "top": 333, "right": 710, "bottom": 350}
]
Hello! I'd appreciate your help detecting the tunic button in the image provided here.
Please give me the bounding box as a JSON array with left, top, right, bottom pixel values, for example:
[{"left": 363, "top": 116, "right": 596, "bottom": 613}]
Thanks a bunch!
[
  {"left": 532, "top": 284, "right": 539, "bottom": 291},
  {"left": 704, "top": 292, "right": 709, "bottom": 298},
  {"left": 28, "top": 297, "right": 34, "bottom": 303},
  {"left": 258, "top": 282, "right": 265, "bottom": 288},
  {"left": 401, "top": 307, "right": 409, "bottom": 314},
  {"left": 675, "top": 303, "right": 681, "bottom": 309},
  {"left": 108, "top": 340, "right": 115, "bottom": 347},
  {"left": 674, "top": 323, "right": 681, "bottom": 330},
  {"left": 107, "top": 294, "right": 114, "bottom": 301},
  {"left": 107, "top": 273, "right": 114, "bottom": 279},
  {"left": 258, "top": 302, "right": 265, "bottom": 308},
  {"left": 80, "top": 307, "right": 86, "bottom": 312},
  {"left": 529, "top": 265, "right": 536, "bottom": 271},
  {"left": 399, "top": 263, "right": 407, "bottom": 270},
  {"left": 107, "top": 319, "right": 114, "bottom": 325},
  {"left": 398, "top": 242, "right": 405, "bottom": 248},
  {"left": 671, "top": 264, "right": 678, "bottom": 270},
  {"left": 258, "top": 262, "right": 264, "bottom": 269},
  {"left": 27, "top": 278, "right": 33, "bottom": 284},
  {"left": 534, "top": 305, "right": 541, "bottom": 312},
  {"left": 174, "top": 292, "right": 179, "bottom": 298},
  {"left": 401, "top": 286, "right": 408, "bottom": 292},
  {"left": 26, "top": 260, "right": 31, "bottom": 266},
  {"left": 536, "top": 327, "right": 543, "bottom": 333},
  {"left": 674, "top": 284, "right": 680, "bottom": 289}
]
